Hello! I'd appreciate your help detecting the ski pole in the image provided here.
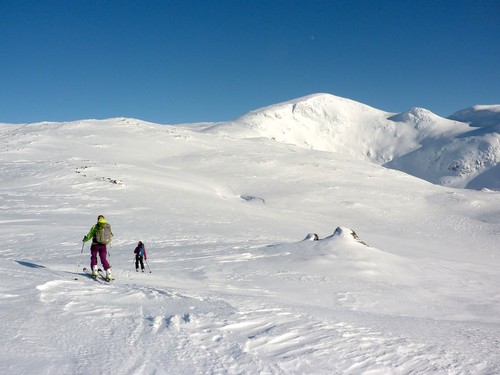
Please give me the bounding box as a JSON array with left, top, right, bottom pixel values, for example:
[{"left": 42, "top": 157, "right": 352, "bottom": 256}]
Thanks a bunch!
[
  {"left": 74, "top": 242, "right": 85, "bottom": 280},
  {"left": 145, "top": 258, "right": 152, "bottom": 273}
]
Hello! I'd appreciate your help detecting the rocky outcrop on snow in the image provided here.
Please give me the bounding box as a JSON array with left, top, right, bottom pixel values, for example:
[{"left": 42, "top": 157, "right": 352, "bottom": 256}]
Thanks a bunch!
[
  {"left": 326, "top": 227, "right": 369, "bottom": 247},
  {"left": 302, "top": 227, "right": 369, "bottom": 246},
  {"left": 303, "top": 233, "right": 319, "bottom": 241}
]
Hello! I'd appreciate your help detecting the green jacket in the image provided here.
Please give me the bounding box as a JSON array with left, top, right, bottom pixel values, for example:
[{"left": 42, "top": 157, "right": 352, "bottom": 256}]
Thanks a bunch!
[{"left": 83, "top": 218, "right": 113, "bottom": 245}]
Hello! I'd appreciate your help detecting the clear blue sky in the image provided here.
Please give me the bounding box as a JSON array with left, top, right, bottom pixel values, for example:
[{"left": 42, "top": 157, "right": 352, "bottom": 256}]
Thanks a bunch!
[{"left": 1, "top": 0, "right": 499, "bottom": 124}]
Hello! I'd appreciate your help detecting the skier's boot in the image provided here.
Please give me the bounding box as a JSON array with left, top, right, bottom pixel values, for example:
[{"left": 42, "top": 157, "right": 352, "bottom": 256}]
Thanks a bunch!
[
  {"left": 92, "top": 265, "right": 98, "bottom": 278},
  {"left": 105, "top": 268, "right": 112, "bottom": 281}
]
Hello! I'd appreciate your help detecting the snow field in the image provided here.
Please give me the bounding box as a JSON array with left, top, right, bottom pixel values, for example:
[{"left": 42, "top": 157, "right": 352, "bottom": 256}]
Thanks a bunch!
[{"left": 1, "top": 96, "right": 500, "bottom": 374}]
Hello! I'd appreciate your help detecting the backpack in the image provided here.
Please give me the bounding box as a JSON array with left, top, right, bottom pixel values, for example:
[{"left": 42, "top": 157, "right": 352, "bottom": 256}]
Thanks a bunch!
[
  {"left": 94, "top": 223, "right": 112, "bottom": 245},
  {"left": 137, "top": 244, "right": 144, "bottom": 257}
]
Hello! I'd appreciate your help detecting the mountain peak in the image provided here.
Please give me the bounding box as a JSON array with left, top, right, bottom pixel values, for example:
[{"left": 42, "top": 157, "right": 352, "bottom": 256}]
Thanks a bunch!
[
  {"left": 388, "top": 107, "right": 440, "bottom": 125},
  {"left": 240, "top": 93, "right": 384, "bottom": 121},
  {"left": 448, "top": 105, "right": 500, "bottom": 127},
  {"left": 202, "top": 93, "right": 499, "bottom": 190}
]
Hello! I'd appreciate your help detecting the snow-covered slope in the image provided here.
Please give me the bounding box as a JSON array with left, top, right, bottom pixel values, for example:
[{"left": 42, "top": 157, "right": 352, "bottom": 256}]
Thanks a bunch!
[
  {"left": 1, "top": 114, "right": 499, "bottom": 374},
  {"left": 205, "top": 94, "right": 500, "bottom": 190},
  {"left": 387, "top": 105, "right": 500, "bottom": 189},
  {"left": 448, "top": 104, "right": 500, "bottom": 127},
  {"left": 205, "top": 94, "right": 409, "bottom": 163},
  {"left": 205, "top": 94, "right": 432, "bottom": 164}
]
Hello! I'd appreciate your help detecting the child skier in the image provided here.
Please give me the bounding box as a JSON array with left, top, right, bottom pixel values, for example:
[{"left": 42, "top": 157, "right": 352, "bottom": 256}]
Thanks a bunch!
[
  {"left": 83, "top": 215, "right": 113, "bottom": 280},
  {"left": 134, "top": 241, "right": 147, "bottom": 272}
]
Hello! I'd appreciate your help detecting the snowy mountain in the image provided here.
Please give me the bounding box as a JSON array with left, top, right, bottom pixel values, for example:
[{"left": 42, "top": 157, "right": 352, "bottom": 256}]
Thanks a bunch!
[
  {"left": 388, "top": 105, "right": 500, "bottom": 190},
  {"left": 206, "top": 94, "right": 500, "bottom": 190},
  {"left": 448, "top": 104, "right": 500, "bottom": 128},
  {"left": 1, "top": 95, "right": 500, "bottom": 374}
]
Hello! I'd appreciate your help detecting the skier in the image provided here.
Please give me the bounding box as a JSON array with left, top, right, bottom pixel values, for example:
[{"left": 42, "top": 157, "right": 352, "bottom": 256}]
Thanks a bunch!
[
  {"left": 83, "top": 215, "right": 113, "bottom": 280},
  {"left": 134, "top": 241, "right": 147, "bottom": 272}
]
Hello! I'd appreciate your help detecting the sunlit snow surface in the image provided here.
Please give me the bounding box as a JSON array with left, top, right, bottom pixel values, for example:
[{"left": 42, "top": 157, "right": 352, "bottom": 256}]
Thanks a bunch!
[{"left": 1, "top": 95, "right": 499, "bottom": 374}]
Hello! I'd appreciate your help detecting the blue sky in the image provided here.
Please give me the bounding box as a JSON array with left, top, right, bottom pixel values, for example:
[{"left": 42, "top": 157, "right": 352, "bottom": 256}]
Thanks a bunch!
[{"left": 1, "top": 0, "right": 499, "bottom": 124}]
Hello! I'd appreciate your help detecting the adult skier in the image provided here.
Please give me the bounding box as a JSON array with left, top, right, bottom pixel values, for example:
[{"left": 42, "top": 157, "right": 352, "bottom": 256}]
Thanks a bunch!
[
  {"left": 134, "top": 241, "right": 147, "bottom": 272},
  {"left": 83, "top": 215, "right": 113, "bottom": 280}
]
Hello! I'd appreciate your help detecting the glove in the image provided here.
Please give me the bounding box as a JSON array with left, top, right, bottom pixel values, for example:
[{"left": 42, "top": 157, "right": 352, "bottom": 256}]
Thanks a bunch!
[{"left": 82, "top": 237, "right": 86, "bottom": 242}]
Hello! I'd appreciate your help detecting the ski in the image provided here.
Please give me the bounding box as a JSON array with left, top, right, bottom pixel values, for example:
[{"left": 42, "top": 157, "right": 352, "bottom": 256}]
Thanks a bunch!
[
  {"left": 82, "top": 267, "right": 103, "bottom": 283},
  {"left": 98, "top": 269, "right": 114, "bottom": 282}
]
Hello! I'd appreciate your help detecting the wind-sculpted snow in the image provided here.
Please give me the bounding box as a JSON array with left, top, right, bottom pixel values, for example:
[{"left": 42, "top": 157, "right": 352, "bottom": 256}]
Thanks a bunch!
[{"left": 1, "top": 94, "right": 500, "bottom": 374}]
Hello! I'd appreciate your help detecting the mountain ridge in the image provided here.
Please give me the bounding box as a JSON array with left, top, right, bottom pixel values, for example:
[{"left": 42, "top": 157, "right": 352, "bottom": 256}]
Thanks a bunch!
[
  {"left": 2, "top": 93, "right": 499, "bottom": 190},
  {"left": 204, "top": 93, "right": 499, "bottom": 190}
]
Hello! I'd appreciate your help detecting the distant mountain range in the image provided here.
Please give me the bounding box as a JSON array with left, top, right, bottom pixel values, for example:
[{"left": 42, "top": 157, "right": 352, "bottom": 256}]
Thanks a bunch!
[
  {"left": 204, "top": 94, "right": 500, "bottom": 190},
  {"left": 2, "top": 93, "right": 499, "bottom": 190}
]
